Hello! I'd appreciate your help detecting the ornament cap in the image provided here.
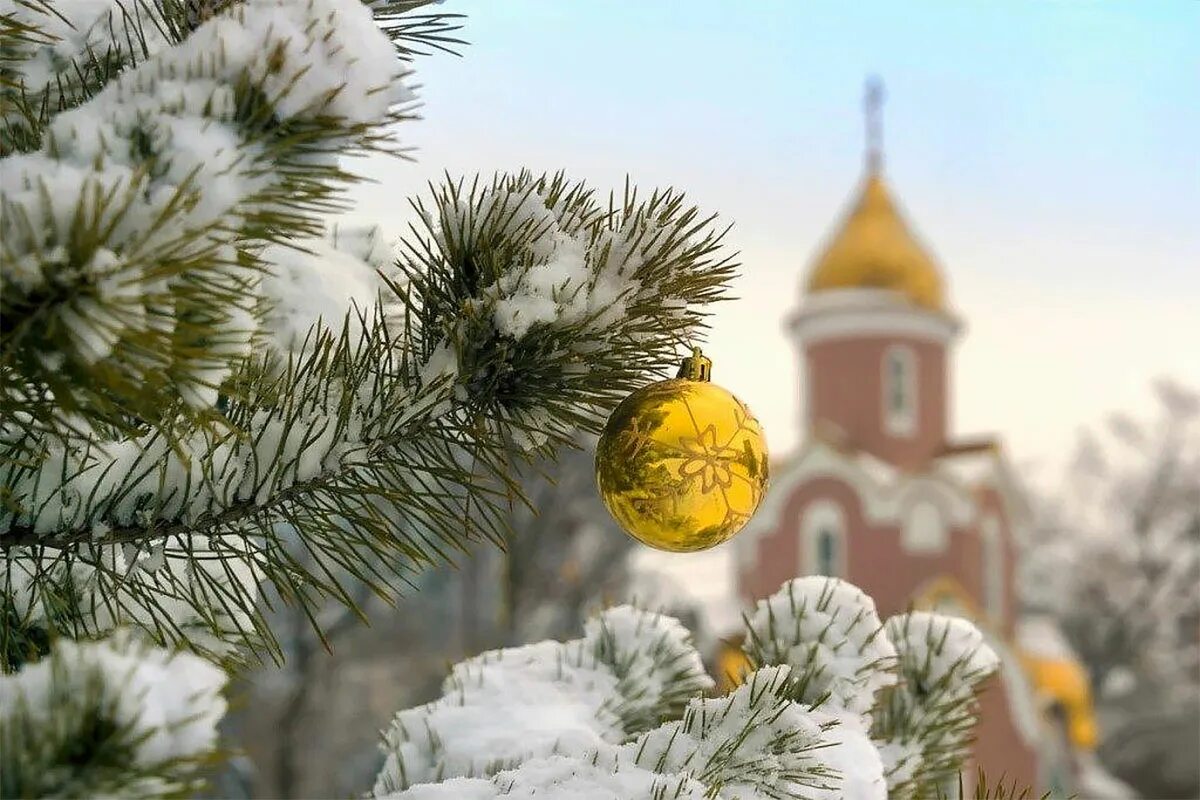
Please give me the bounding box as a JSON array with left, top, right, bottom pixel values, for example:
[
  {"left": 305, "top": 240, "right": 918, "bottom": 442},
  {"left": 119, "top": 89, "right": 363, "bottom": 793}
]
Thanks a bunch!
[{"left": 676, "top": 347, "right": 712, "bottom": 382}]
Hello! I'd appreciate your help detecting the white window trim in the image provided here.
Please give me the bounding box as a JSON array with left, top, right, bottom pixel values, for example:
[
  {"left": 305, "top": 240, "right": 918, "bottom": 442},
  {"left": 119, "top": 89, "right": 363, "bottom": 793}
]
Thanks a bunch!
[
  {"left": 903, "top": 500, "right": 947, "bottom": 555},
  {"left": 882, "top": 344, "right": 918, "bottom": 438},
  {"left": 801, "top": 349, "right": 814, "bottom": 435},
  {"left": 800, "top": 501, "right": 846, "bottom": 578},
  {"left": 981, "top": 514, "right": 1005, "bottom": 622}
]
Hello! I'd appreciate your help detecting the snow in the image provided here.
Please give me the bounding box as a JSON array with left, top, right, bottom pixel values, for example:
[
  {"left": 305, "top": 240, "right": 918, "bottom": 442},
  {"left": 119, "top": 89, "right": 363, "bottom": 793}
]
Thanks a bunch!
[
  {"left": 885, "top": 611, "right": 1000, "bottom": 692},
  {"left": 381, "top": 666, "right": 887, "bottom": 800},
  {"left": 5, "top": 534, "right": 261, "bottom": 655},
  {"left": 371, "top": 575, "right": 1016, "bottom": 799},
  {"left": 383, "top": 664, "right": 889, "bottom": 800},
  {"left": 0, "top": 630, "right": 226, "bottom": 765},
  {"left": 383, "top": 755, "right": 710, "bottom": 800},
  {"left": 376, "top": 591, "right": 924, "bottom": 799},
  {"left": 631, "top": 666, "right": 848, "bottom": 799},
  {"left": 0, "top": 0, "right": 411, "bottom": 407},
  {"left": 375, "top": 639, "right": 623, "bottom": 790},
  {"left": 259, "top": 227, "right": 391, "bottom": 354},
  {"left": 479, "top": 191, "right": 635, "bottom": 341},
  {"left": 0, "top": 327, "right": 456, "bottom": 539},
  {"left": 1015, "top": 614, "right": 1079, "bottom": 661},
  {"left": 0, "top": 0, "right": 172, "bottom": 107},
  {"left": 872, "top": 611, "right": 1008, "bottom": 789},
  {"left": 744, "top": 577, "right": 899, "bottom": 720},
  {"left": 876, "top": 739, "right": 923, "bottom": 791},
  {"left": 811, "top": 708, "right": 889, "bottom": 800},
  {"left": 432, "top": 175, "right": 693, "bottom": 351},
  {"left": 373, "top": 606, "right": 710, "bottom": 795},
  {"left": 584, "top": 605, "right": 712, "bottom": 729}
]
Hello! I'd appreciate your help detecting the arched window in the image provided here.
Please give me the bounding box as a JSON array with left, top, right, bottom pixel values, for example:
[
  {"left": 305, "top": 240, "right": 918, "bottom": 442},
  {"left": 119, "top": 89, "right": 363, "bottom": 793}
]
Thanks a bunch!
[
  {"left": 981, "top": 515, "right": 1005, "bottom": 621},
  {"left": 801, "top": 502, "right": 846, "bottom": 578},
  {"left": 903, "top": 500, "right": 946, "bottom": 554},
  {"left": 883, "top": 345, "right": 918, "bottom": 437},
  {"left": 815, "top": 528, "right": 838, "bottom": 576}
]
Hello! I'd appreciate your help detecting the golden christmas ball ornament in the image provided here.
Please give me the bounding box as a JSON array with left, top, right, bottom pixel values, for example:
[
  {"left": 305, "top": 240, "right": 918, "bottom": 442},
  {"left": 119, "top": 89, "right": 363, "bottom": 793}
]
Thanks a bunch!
[{"left": 596, "top": 348, "right": 769, "bottom": 552}]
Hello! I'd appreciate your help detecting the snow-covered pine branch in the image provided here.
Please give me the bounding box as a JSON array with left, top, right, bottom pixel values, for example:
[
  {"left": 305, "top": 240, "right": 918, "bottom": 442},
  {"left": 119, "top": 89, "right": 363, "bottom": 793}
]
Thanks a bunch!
[
  {"left": 372, "top": 577, "right": 1006, "bottom": 800},
  {"left": 401, "top": 171, "right": 736, "bottom": 451},
  {"left": 371, "top": 605, "right": 713, "bottom": 794},
  {"left": 3, "top": 164, "right": 735, "bottom": 665},
  {"left": 1, "top": 0, "right": 179, "bottom": 154},
  {"left": 873, "top": 613, "right": 1001, "bottom": 798},
  {"left": 742, "top": 576, "right": 899, "bottom": 719},
  {"left": 2, "top": 2, "right": 750, "bottom": 795},
  {"left": 0, "top": 630, "right": 226, "bottom": 798},
  {"left": 1, "top": 0, "right": 413, "bottom": 439}
]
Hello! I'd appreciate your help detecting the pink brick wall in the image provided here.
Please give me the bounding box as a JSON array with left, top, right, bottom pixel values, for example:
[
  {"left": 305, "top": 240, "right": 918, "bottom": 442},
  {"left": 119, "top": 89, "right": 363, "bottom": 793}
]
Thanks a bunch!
[
  {"left": 804, "top": 335, "right": 949, "bottom": 468},
  {"left": 738, "top": 476, "right": 1040, "bottom": 792}
]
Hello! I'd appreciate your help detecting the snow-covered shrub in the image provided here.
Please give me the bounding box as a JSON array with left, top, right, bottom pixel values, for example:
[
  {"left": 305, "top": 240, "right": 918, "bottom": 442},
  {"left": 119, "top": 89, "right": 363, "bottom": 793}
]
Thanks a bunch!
[{"left": 375, "top": 577, "right": 1000, "bottom": 800}]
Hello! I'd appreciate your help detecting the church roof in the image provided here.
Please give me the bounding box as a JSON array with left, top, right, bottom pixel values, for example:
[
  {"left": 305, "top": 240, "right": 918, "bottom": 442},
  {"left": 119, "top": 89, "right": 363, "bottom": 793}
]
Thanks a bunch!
[
  {"left": 802, "top": 80, "right": 947, "bottom": 312},
  {"left": 934, "top": 436, "right": 1033, "bottom": 526},
  {"left": 805, "top": 170, "right": 946, "bottom": 311}
]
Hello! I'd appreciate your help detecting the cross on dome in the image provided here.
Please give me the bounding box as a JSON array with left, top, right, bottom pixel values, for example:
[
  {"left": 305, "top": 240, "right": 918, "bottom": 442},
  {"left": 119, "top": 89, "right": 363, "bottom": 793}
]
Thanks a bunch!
[
  {"left": 802, "top": 77, "right": 947, "bottom": 311},
  {"left": 865, "top": 75, "right": 885, "bottom": 173}
]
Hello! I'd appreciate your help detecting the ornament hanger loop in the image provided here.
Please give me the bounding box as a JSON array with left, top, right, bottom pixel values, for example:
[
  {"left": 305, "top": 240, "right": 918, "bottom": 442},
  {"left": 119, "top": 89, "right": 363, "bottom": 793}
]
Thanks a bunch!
[{"left": 676, "top": 346, "right": 712, "bottom": 382}]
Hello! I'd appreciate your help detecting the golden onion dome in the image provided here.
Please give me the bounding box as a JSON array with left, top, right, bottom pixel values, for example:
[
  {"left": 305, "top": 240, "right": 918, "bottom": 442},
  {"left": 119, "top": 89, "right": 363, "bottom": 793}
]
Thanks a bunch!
[
  {"left": 1022, "top": 654, "right": 1099, "bottom": 750},
  {"left": 805, "top": 170, "right": 946, "bottom": 311},
  {"left": 805, "top": 79, "right": 946, "bottom": 310}
]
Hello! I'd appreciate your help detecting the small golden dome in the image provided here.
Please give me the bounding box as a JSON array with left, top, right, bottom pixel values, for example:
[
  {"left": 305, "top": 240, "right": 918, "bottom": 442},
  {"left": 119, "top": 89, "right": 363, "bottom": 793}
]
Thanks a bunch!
[
  {"left": 1022, "top": 654, "right": 1099, "bottom": 750},
  {"left": 805, "top": 170, "right": 946, "bottom": 310}
]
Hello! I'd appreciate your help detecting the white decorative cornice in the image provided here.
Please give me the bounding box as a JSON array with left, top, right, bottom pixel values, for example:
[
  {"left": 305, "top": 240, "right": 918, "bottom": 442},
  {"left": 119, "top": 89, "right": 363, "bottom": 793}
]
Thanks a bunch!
[
  {"left": 734, "top": 439, "right": 977, "bottom": 570},
  {"left": 934, "top": 444, "right": 1033, "bottom": 525},
  {"left": 786, "top": 288, "right": 963, "bottom": 347}
]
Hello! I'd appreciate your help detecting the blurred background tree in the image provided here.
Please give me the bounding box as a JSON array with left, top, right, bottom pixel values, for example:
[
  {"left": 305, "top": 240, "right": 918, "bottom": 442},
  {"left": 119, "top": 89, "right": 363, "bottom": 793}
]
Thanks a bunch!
[
  {"left": 1022, "top": 378, "right": 1200, "bottom": 800},
  {"left": 210, "top": 436, "right": 650, "bottom": 799}
]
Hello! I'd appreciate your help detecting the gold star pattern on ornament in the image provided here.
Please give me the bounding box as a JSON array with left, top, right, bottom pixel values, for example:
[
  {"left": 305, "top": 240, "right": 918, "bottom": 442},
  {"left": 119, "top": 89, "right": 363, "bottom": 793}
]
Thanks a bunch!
[
  {"left": 595, "top": 373, "right": 769, "bottom": 553},
  {"left": 678, "top": 424, "right": 739, "bottom": 493}
]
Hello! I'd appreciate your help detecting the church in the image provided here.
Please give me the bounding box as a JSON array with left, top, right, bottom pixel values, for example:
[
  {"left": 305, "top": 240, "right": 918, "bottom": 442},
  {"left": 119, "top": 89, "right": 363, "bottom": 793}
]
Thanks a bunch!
[{"left": 728, "top": 83, "right": 1097, "bottom": 796}]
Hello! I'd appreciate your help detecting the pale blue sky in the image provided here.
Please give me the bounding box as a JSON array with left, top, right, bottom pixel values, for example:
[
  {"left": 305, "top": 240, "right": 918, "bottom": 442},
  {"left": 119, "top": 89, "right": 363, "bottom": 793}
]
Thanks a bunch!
[{"left": 349, "top": 0, "right": 1200, "bottom": 478}]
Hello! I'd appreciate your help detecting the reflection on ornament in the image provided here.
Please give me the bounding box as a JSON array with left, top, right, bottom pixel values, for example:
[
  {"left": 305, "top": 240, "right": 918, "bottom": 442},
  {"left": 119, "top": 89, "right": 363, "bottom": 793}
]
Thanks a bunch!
[{"left": 595, "top": 348, "right": 768, "bottom": 552}]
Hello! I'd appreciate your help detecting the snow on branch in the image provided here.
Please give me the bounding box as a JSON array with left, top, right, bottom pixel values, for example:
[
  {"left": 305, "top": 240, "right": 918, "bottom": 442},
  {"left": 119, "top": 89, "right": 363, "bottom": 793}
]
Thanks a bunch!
[
  {"left": 743, "top": 576, "right": 899, "bottom": 720},
  {"left": 1, "top": 0, "right": 413, "bottom": 435},
  {"left": 382, "top": 668, "right": 880, "bottom": 800},
  {"left": 628, "top": 665, "right": 874, "bottom": 799},
  {"left": 4, "top": 533, "right": 264, "bottom": 663},
  {"left": 1, "top": 166, "right": 734, "bottom": 665},
  {"left": 0, "top": 630, "right": 226, "bottom": 798},
  {"left": 872, "top": 612, "right": 1001, "bottom": 797},
  {"left": 584, "top": 605, "right": 711, "bottom": 732},
  {"left": 376, "top": 578, "right": 1008, "bottom": 799},
  {"left": 1, "top": 316, "right": 449, "bottom": 541},
  {"left": 1, "top": 0, "right": 177, "bottom": 153},
  {"left": 382, "top": 754, "right": 710, "bottom": 800},
  {"left": 401, "top": 171, "right": 736, "bottom": 452},
  {"left": 372, "top": 605, "right": 712, "bottom": 795}
]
